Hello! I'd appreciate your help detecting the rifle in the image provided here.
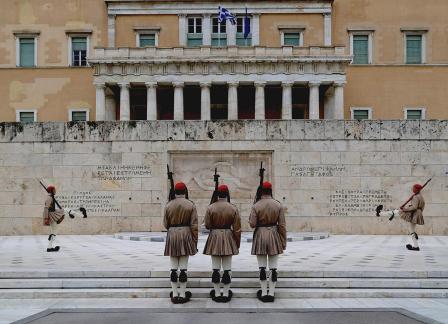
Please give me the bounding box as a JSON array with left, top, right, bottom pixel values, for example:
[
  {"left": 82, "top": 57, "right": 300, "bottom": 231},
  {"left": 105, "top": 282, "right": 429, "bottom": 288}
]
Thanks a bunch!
[
  {"left": 400, "top": 178, "right": 431, "bottom": 209},
  {"left": 38, "top": 180, "right": 63, "bottom": 209},
  {"left": 210, "top": 168, "right": 220, "bottom": 204},
  {"left": 254, "top": 162, "right": 265, "bottom": 203},
  {"left": 167, "top": 164, "right": 176, "bottom": 201}
]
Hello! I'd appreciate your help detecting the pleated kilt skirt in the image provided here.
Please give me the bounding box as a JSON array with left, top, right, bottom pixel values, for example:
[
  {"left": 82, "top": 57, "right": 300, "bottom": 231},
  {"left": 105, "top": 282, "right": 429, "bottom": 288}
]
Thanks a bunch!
[
  {"left": 251, "top": 226, "right": 284, "bottom": 256},
  {"left": 203, "top": 229, "right": 239, "bottom": 256},
  {"left": 164, "top": 226, "right": 197, "bottom": 257},
  {"left": 400, "top": 211, "right": 425, "bottom": 225}
]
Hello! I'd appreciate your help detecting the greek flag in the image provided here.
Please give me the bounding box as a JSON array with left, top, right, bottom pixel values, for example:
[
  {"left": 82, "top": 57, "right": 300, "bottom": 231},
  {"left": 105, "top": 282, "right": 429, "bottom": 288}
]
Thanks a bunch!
[{"left": 218, "top": 6, "right": 236, "bottom": 25}]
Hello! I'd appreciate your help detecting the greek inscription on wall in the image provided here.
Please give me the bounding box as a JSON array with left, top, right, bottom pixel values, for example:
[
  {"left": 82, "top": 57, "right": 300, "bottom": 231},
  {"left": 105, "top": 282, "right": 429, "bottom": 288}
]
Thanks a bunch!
[
  {"left": 58, "top": 191, "right": 120, "bottom": 216},
  {"left": 96, "top": 165, "right": 152, "bottom": 181},
  {"left": 291, "top": 165, "right": 346, "bottom": 177},
  {"left": 329, "top": 189, "right": 392, "bottom": 217}
]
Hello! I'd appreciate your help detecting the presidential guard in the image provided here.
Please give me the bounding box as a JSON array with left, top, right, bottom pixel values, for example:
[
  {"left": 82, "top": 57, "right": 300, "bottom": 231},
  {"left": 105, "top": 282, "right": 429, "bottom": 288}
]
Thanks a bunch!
[
  {"left": 250, "top": 181, "right": 286, "bottom": 302},
  {"left": 43, "top": 185, "right": 87, "bottom": 252},
  {"left": 163, "top": 182, "right": 198, "bottom": 304},
  {"left": 203, "top": 184, "right": 241, "bottom": 303},
  {"left": 376, "top": 183, "right": 426, "bottom": 251}
]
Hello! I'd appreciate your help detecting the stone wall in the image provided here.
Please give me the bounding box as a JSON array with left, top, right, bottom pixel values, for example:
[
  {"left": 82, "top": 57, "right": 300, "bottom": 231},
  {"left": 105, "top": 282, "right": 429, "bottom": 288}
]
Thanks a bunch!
[{"left": 0, "top": 120, "right": 447, "bottom": 235}]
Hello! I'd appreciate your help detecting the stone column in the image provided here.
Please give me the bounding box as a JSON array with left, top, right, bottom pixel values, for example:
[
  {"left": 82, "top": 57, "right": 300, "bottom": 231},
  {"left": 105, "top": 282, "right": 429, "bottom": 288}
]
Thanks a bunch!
[
  {"left": 95, "top": 83, "right": 106, "bottom": 121},
  {"left": 308, "top": 82, "right": 320, "bottom": 120},
  {"left": 254, "top": 81, "right": 266, "bottom": 120},
  {"left": 178, "top": 14, "right": 187, "bottom": 46},
  {"left": 108, "top": 14, "right": 116, "bottom": 47},
  {"left": 252, "top": 14, "right": 260, "bottom": 46},
  {"left": 200, "top": 82, "right": 211, "bottom": 120},
  {"left": 282, "top": 82, "right": 293, "bottom": 120},
  {"left": 145, "top": 82, "right": 157, "bottom": 120},
  {"left": 227, "top": 19, "right": 236, "bottom": 46},
  {"left": 119, "top": 82, "right": 130, "bottom": 121},
  {"left": 203, "top": 14, "right": 211, "bottom": 46},
  {"left": 334, "top": 81, "right": 345, "bottom": 120},
  {"left": 228, "top": 82, "right": 238, "bottom": 120},
  {"left": 323, "top": 13, "right": 332, "bottom": 46},
  {"left": 173, "top": 82, "right": 184, "bottom": 120}
]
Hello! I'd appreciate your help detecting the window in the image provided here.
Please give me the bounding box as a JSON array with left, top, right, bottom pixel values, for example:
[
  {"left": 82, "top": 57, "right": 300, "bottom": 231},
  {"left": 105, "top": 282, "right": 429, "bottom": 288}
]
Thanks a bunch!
[
  {"left": 69, "top": 109, "right": 89, "bottom": 121},
  {"left": 16, "top": 110, "right": 37, "bottom": 122},
  {"left": 405, "top": 34, "right": 423, "bottom": 64},
  {"left": 18, "top": 37, "right": 36, "bottom": 67},
  {"left": 187, "top": 17, "right": 203, "bottom": 47},
  {"left": 139, "top": 34, "right": 156, "bottom": 47},
  {"left": 352, "top": 35, "right": 369, "bottom": 64},
  {"left": 212, "top": 17, "right": 227, "bottom": 47},
  {"left": 283, "top": 33, "right": 301, "bottom": 46},
  {"left": 349, "top": 31, "right": 373, "bottom": 64},
  {"left": 236, "top": 16, "right": 251, "bottom": 46},
  {"left": 351, "top": 108, "right": 372, "bottom": 120},
  {"left": 404, "top": 108, "right": 425, "bottom": 120},
  {"left": 70, "top": 36, "right": 88, "bottom": 66},
  {"left": 278, "top": 27, "right": 304, "bottom": 46}
]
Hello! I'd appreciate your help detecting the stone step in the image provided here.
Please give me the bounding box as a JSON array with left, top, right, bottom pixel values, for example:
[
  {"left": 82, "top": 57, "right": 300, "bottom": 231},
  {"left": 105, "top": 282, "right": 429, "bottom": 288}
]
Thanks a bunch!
[
  {"left": 1, "top": 278, "right": 448, "bottom": 289},
  {"left": 0, "top": 288, "right": 446, "bottom": 299},
  {"left": 1, "top": 270, "right": 447, "bottom": 279}
]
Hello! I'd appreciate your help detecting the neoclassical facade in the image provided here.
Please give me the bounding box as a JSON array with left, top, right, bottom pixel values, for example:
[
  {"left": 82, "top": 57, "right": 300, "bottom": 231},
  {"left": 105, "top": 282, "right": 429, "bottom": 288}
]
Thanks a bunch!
[{"left": 1, "top": 0, "right": 447, "bottom": 122}]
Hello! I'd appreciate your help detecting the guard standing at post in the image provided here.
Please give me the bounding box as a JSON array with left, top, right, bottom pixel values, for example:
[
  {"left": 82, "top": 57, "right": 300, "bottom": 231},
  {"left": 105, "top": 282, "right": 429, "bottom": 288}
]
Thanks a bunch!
[
  {"left": 163, "top": 182, "right": 198, "bottom": 304},
  {"left": 203, "top": 184, "right": 241, "bottom": 303},
  {"left": 250, "top": 181, "right": 286, "bottom": 302}
]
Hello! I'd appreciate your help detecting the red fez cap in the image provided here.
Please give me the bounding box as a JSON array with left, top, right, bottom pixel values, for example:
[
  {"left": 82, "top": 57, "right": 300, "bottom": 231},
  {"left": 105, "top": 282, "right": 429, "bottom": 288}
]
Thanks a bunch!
[
  {"left": 413, "top": 184, "right": 423, "bottom": 193},
  {"left": 262, "top": 181, "right": 272, "bottom": 190},
  {"left": 175, "top": 182, "right": 187, "bottom": 191},
  {"left": 218, "top": 184, "right": 229, "bottom": 193},
  {"left": 47, "top": 185, "right": 56, "bottom": 192}
]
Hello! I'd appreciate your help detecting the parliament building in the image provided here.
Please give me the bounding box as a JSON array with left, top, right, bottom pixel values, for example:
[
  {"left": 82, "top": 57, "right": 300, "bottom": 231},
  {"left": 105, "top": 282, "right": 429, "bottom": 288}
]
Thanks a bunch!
[{"left": 1, "top": 0, "right": 447, "bottom": 123}]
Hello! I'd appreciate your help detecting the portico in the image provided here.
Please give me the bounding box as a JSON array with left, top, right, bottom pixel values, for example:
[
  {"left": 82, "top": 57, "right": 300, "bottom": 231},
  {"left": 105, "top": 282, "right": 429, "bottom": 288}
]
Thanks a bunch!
[{"left": 90, "top": 46, "right": 351, "bottom": 121}]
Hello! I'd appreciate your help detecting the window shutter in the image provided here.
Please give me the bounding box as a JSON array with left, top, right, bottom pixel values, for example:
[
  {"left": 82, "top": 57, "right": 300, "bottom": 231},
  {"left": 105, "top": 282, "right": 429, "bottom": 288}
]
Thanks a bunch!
[
  {"left": 19, "top": 112, "right": 35, "bottom": 122},
  {"left": 71, "top": 111, "right": 87, "bottom": 121},
  {"left": 72, "top": 37, "right": 87, "bottom": 51},
  {"left": 406, "top": 110, "right": 422, "bottom": 120},
  {"left": 406, "top": 35, "right": 422, "bottom": 64},
  {"left": 353, "top": 110, "right": 369, "bottom": 120},
  {"left": 283, "top": 33, "right": 300, "bottom": 46},
  {"left": 353, "top": 35, "right": 369, "bottom": 64},
  {"left": 139, "top": 34, "right": 156, "bottom": 47},
  {"left": 19, "top": 38, "right": 35, "bottom": 67}
]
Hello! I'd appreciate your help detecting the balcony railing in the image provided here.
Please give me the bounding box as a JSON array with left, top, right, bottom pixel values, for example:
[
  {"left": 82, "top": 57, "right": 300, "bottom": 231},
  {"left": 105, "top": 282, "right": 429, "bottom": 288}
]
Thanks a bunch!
[{"left": 89, "top": 46, "right": 350, "bottom": 64}]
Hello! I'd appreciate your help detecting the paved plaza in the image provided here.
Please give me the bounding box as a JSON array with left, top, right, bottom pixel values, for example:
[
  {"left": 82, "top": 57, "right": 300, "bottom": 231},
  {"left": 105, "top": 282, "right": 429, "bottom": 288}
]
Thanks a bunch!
[
  {"left": 1, "top": 234, "right": 447, "bottom": 273},
  {"left": 0, "top": 234, "right": 448, "bottom": 323}
]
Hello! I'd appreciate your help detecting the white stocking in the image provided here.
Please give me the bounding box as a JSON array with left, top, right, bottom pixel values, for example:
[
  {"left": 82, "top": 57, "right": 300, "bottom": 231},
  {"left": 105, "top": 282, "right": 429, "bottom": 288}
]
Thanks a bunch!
[
  {"left": 268, "top": 255, "right": 279, "bottom": 297},
  {"left": 222, "top": 256, "right": 232, "bottom": 297},
  {"left": 211, "top": 256, "right": 222, "bottom": 295},
  {"left": 48, "top": 222, "right": 58, "bottom": 249},
  {"left": 409, "top": 223, "right": 418, "bottom": 248},
  {"left": 170, "top": 257, "right": 179, "bottom": 297},
  {"left": 257, "top": 255, "right": 268, "bottom": 296},
  {"left": 178, "top": 256, "right": 189, "bottom": 298},
  {"left": 379, "top": 209, "right": 400, "bottom": 219}
]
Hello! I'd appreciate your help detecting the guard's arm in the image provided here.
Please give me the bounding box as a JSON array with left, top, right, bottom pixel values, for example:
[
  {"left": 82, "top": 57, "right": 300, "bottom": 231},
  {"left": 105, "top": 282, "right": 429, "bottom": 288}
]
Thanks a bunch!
[
  {"left": 190, "top": 205, "right": 199, "bottom": 243},
  {"left": 401, "top": 196, "right": 418, "bottom": 212},
  {"left": 278, "top": 206, "right": 287, "bottom": 250},
  {"left": 249, "top": 205, "right": 257, "bottom": 229},
  {"left": 233, "top": 209, "right": 242, "bottom": 248}
]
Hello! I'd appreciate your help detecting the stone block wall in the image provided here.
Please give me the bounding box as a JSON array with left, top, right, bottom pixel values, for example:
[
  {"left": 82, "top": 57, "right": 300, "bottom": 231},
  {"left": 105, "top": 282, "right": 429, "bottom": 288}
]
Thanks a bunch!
[{"left": 0, "top": 120, "right": 447, "bottom": 235}]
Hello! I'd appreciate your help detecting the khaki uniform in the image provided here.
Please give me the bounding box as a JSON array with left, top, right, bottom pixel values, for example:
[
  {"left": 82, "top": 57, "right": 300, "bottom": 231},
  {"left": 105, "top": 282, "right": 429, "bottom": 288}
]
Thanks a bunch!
[
  {"left": 250, "top": 196, "right": 286, "bottom": 255},
  {"left": 163, "top": 197, "right": 198, "bottom": 257},
  {"left": 203, "top": 198, "right": 241, "bottom": 256},
  {"left": 399, "top": 193, "right": 425, "bottom": 225},
  {"left": 43, "top": 195, "right": 65, "bottom": 226}
]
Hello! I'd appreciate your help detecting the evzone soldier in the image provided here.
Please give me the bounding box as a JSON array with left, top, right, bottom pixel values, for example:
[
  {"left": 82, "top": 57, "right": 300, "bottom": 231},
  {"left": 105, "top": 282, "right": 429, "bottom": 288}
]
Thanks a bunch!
[
  {"left": 203, "top": 184, "right": 241, "bottom": 303},
  {"left": 376, "top": 183, "right": 426, "bottom": 251},
  {"left": 43, "top": 185, "right": 87, "bottom": 252},
  {"left": 163, "top": 182, "right": 198, "bottom": 304},
  {"left": 250, "top": 181, "right": 286, "bottom": 302}
]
